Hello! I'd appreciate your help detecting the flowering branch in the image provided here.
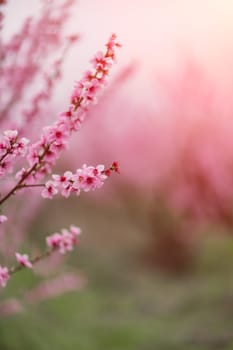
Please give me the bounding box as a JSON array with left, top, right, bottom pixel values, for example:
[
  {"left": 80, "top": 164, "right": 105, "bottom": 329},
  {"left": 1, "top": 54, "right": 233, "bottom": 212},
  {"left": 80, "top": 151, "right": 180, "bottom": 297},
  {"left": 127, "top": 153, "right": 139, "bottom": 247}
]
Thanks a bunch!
[
  {"left": 0, "top": 34, "right": 121, "bottom": 207},
  {"left": 0, "top": 32, "right": 121, "bottom": 290},
  {"left": 15, "top": 162, "right": 119, "bottom": 197},
  {"left": 42, "top": 162, "right": 119, "bottom": 199},
  {"left": 0, "top": 0, "right": 121, "bottom": 295},
  {"left": 0, "top": 225, "right": 81, "bottom": 287}
]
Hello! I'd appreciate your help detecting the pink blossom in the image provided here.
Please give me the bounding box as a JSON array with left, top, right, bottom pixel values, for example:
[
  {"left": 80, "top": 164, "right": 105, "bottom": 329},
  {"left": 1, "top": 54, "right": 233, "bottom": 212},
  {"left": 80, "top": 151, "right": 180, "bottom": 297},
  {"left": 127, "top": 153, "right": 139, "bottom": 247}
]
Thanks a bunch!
[
  {"left": 0, "top": 140, "right": 8, "bottom": 156},
  {"left": 0, "top": 266, "right": 9, "bottom": 287},
  {"left": 90, "top": 51, "right": 112, "bottom": 71},
  {"left": 42, "top": 163, "right": 117, "bottom": 199},
  {"left": 46, "top": 233, "right": 62, "bottom": 249},
  {"left": 58, "top": 229, "right": 75, "bottom": 254},
  {"left": 76, "top": 164, "right": 107, "bottom": 192},
  {"left": 85, "top": 79, "right": 101, "bottom": 101},
  {"left": 60, "top": 182, "right": 74, "bottom": 198},
  {"left": 0, "top": 215, "right": 7, "bottom": 223},
  {"left": 15, "top": 252, "right": 32, "bottom": 268},
  {"left": 26, "top": 147, "right": 40, "bottom": 167},
  {"left": 70, "top": 225, "right": 81, "bottom": 236},
  {"left": 0, "top": 158, "right": 12, "bottom": 176},
  {"left": 12, "top": 137, "right": 29, "bottom": 156},
  {"left": 83, "top": 70, "right": 94, "bottom": 82},
  {"left": 0, "top": 130, "right": 29, "bottom": 178},
  {"left": 41, "top": 181, "right": 58, "bottom": 199},
  {"left": 46, "top": 225, "right": 81, "bottom": 254},
  {"left": 52, "top": 171, "right": 73, "bottom": 187},
  {"left": 4, "top": 129, "right": 18, "bottom": 141}
]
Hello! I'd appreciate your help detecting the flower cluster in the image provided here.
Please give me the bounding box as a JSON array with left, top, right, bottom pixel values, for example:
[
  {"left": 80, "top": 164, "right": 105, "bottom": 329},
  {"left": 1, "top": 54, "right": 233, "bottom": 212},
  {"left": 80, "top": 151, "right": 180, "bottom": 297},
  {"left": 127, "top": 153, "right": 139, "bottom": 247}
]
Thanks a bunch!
[
  {"left": 0, "top": 130, "right": 29, "bottom": 177},
  {"left": 0, "top": 225, "right": 81, "bottom": 287},
  {"left": 24, "top": 34, "right": 121, "bottom": 183},
  {"left": 46, "top": 225, "right": 81, "bottom": 254},
  {"left": 42, "top": 163, "right": 118, "bottom": 199}
]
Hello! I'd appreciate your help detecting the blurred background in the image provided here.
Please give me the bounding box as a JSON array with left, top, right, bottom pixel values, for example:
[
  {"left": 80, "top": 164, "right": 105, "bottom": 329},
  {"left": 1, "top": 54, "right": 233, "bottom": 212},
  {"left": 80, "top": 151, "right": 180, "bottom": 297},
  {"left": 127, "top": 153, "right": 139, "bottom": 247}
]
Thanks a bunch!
[{"left": 1, "top": 0, "right": 233, "bottom": 349}]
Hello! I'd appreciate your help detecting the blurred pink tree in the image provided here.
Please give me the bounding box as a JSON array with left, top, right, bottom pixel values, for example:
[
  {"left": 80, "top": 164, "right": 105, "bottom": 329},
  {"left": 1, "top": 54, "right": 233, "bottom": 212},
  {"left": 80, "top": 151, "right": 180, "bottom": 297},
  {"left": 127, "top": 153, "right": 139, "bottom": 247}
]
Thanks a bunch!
[{"left": 68, "top": 55, "right": 233, "bottom": 272}]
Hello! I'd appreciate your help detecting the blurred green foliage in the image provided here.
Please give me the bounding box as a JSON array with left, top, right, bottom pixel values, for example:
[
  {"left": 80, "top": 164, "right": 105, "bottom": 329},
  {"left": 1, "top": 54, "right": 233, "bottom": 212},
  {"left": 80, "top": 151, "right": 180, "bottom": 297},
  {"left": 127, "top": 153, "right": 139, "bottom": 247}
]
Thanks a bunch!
[{"left": 1, "top": 232, "right": 233, "bottom": 350}]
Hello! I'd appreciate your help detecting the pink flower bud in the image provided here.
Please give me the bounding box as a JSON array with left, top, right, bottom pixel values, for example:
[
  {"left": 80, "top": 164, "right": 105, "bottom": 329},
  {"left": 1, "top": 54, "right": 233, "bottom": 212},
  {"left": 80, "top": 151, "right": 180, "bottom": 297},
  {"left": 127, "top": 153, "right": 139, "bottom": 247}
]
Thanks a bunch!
[{"left": 15, "top": 253, "right": 32, "bottom": 269}]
